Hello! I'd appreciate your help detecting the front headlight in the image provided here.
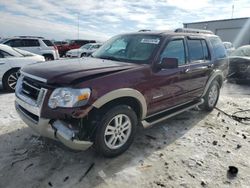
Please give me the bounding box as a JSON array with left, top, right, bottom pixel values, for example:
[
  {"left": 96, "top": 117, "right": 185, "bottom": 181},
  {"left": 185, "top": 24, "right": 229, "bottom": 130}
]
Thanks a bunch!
[{"left": 48, "top": 88, "right": 91, "bottom": 109}]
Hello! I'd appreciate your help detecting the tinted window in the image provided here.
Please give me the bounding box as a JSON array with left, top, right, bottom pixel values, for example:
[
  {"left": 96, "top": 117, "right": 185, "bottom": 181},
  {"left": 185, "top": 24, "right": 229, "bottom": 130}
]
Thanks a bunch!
[
  {"left": 5, "top": 39, "right": 23, "bottom": 47},
  {"left": 43, "top": 40, "right": 53, "bottom": 46},
  {"left": 76, "top": 41, "right": 87, "bottom": 45},
  {"left": 187, "top": 39, "right": 204, "bottom": 61},
  {"left": 210, "top": 37, "right": 227, "bottom": 59},
  {"left": 23, "top": 39, "right": 40, "bottom": 47},
  {"left": 160, "top": 39, "right": 186, "bottom": 65}
]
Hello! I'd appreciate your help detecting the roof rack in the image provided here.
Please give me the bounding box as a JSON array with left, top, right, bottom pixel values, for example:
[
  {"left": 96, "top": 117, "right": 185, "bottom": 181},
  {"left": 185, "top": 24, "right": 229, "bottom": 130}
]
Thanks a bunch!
[
  {"left": 15, "top": 36, "right": 44, "bottom": 39},
  {"left": 175, "top": 28, "right": 213, "bottom": 34}
]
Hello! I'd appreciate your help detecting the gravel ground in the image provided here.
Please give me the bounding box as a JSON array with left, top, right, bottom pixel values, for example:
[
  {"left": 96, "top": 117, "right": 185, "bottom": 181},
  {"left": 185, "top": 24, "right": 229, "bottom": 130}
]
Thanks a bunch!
[{"left": 0, "top": 82, "right": 249, "bottom": 188}]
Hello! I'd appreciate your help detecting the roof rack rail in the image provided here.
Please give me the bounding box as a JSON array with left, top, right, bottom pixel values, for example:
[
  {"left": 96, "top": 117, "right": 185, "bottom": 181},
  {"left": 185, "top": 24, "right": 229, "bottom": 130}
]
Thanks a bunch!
[
  {"left": 138, "top": 29, "right": 151, "bottom": 32},
  {"left": 15, "top": 36, "right": 44, "bottom": 39},
  {"left": 174, "top": 28, "right": 213, "bottom": 34}
]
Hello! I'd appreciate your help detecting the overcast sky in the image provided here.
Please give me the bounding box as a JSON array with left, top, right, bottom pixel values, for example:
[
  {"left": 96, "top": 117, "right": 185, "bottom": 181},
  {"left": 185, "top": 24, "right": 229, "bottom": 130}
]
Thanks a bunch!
[{"left": 0, "top": 0, "right": 250, "bottom": 41}]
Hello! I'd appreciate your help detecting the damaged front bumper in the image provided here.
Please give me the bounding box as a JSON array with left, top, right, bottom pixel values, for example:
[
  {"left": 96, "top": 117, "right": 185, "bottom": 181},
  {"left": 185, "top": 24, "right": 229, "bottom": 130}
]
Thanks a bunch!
[
  {"left": 15, "top": 101, "right": 93, "bottom": 150},
  {"left": 15, "top": 77, "right": 93, "bottom": 151}
]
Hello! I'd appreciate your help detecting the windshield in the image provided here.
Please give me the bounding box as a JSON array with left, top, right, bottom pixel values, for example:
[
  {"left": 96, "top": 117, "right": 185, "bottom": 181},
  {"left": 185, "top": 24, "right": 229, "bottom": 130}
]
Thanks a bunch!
[
  {"left": 230, "top": 46, "right": 250, "bottom": 57},
  {"left": 92, "top": 34, "right": 161, "bottom": 64},
  {"left": 81, "top": 43, "right": 92, "bottom": 49},
  {"left": 13, "top": 48, "right": 34, "bottom": 56}
]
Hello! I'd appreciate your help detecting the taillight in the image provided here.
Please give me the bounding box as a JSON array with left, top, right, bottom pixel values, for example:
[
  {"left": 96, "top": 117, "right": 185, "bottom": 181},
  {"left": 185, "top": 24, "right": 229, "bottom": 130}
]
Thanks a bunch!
[{"left": 53, "top": 45, "right": 58, "bottom": 50}]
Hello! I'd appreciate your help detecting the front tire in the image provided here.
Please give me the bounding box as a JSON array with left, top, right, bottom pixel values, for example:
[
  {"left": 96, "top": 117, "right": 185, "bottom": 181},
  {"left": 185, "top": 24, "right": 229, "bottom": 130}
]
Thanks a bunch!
[
  {"left": 202, "top": 80, "right": 220, "bottom": 111},
  {"left": 3, "top": 69, "right": 20, "bottom": 92},
  {"left": 94, "top": 105, "right": 138, "bottom": 157}
]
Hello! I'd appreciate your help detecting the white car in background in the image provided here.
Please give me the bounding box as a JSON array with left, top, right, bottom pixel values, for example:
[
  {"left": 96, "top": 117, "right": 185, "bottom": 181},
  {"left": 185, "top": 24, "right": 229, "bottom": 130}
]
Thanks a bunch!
[
  {"left": 66, "top": 43, "right": 102, "bottom": 58},
  {"left": 0, "top": 44, "right": 45, "bottom": 91},
  {"left": 0, "top": 36, "right": 59, "bottom": 61},
  {"left": 223, "top": 42, "right": 235, "bottom": 55}
]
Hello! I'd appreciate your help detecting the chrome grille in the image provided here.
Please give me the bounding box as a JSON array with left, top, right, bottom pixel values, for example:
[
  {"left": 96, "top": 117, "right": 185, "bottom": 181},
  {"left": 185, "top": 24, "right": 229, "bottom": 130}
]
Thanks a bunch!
[
  {"left": 15, "top": 74, "right": 47, "bottom": 118},
  {"left": 21, "top": 77, "right": 42, "bottom": 101}
]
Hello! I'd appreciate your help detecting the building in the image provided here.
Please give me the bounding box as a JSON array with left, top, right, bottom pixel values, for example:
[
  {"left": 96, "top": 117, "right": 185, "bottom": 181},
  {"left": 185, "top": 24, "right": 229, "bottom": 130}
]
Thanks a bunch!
[{"left": 183, "top": 17, "right": 250, "bottom": 48}]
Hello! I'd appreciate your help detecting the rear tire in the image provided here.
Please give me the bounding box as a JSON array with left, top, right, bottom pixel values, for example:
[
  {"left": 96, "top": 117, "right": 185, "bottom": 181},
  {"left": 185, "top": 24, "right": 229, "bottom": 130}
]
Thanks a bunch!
[
  {"left": 3, "top": 69, "right": 20, "bottom": 92},
  {"left": 81, "top": 53, "right": 87, "bottom": 57},
  {"left": 94, "top": 105, "right": 138, "bottom": 157},
  {"left": 201, "top": 80, "right": 220, "bottom": 111}
]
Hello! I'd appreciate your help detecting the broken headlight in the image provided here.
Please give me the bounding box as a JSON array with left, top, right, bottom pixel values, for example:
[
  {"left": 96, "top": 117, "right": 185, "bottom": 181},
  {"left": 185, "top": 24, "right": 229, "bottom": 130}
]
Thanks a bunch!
[{"left": 48, "top": 88, "right": 91, "bottom": 109}]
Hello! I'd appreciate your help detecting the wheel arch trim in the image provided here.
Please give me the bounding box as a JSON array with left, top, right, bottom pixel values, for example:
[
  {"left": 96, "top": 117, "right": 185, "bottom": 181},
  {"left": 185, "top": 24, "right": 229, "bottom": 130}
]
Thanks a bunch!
[
  {"left": 92, "top": 88, "right": 147, "bottom": 119},
  {"left": 202, "top": 70, "right": 223, "bottom": 97}
]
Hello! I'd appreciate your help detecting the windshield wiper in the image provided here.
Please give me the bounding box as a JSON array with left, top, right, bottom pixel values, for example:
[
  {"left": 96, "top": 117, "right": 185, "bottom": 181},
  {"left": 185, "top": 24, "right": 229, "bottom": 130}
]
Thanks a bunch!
[{"left": 98, "top": 55, "right": 121, "bottom": 62}]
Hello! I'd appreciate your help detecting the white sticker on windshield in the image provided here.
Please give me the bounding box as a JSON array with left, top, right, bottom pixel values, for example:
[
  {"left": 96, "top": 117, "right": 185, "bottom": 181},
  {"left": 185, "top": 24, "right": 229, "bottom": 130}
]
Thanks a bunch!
[{"left": 141, "top": 38, "right": 160, "bottom": 44}]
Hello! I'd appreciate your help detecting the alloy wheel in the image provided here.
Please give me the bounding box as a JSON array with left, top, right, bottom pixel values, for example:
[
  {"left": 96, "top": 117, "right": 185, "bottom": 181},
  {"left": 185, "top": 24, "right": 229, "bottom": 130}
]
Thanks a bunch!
[
  {"left": 208, "top": 84, "right": 218, "bottom": 107},
  {"left": 104, "top": 114, "right": 132, "bottom": 150},
  {"left": 7, "top": 71, "right": 20, "bottom": 90}
]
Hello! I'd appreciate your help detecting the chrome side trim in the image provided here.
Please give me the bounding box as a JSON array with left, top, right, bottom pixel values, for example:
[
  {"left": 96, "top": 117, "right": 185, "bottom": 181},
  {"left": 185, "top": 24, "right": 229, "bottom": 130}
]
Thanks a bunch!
[
  {"left": 141, "top": 99, "right": 204, "bottom": 128},
  {"left": 20, "top": 71, "right": 47, "bottom": 83}
]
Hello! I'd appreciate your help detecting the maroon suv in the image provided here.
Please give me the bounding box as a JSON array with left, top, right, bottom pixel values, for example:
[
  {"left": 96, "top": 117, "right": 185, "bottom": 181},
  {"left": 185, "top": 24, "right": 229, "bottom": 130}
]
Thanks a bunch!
[{"left": 15, "top": 29, "right": 228, "bottom": 157}]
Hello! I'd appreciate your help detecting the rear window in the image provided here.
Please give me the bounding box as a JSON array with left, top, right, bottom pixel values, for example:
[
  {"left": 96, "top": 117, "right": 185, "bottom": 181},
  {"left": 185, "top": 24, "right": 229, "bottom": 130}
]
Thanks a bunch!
[{"left": 43, "top": 40, "right": 54, "bottom": 46}]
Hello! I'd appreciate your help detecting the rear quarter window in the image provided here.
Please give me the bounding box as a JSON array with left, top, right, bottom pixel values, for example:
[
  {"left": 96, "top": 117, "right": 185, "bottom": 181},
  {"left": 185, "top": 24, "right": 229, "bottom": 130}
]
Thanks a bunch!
[
  {"left": 210, "top": 37, "right": 227, "bottom": 59},
  {"left": 43, "top": 40, "right": 54, "bottom": 46}
]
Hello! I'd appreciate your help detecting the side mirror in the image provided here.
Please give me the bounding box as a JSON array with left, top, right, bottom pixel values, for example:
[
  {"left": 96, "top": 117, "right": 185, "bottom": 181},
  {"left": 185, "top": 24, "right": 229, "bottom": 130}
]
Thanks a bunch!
[{"left": 159, "top": 58, "right": 178, "bottom": 69}]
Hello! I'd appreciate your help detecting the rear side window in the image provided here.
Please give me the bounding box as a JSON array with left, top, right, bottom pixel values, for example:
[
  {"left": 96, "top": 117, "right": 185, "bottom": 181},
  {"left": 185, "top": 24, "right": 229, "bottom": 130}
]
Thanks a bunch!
[
  {"left": 210, "top": 37, "right": 227, "bottom": 59},
  {"left": 43, "top": 40, "right": 54, "bottom": 46},
  {"left": 187, "top": 40, "right": 203, "bottom": 61},
  {"left": 23, "top": 39, "right": 40, "bottom": 47},
  {"left": 187, "top": 39, "right": 210, "bottom": 61}
]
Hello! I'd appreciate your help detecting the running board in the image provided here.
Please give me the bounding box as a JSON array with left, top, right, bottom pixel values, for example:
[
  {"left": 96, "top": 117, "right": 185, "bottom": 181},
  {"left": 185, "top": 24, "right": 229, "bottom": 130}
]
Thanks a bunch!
[{"left": 141, "top": 99, "right": 204, "bottom": 128}]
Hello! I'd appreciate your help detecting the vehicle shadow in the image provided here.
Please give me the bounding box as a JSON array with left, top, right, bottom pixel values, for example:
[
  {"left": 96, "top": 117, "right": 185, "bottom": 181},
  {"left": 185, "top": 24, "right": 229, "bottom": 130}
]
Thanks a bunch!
[
  {"left": 0, "top": 85, "right": 10, "bottom": 94},
  {"left": 0, "top": 109, "right": 209, "bottom": 188}
]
